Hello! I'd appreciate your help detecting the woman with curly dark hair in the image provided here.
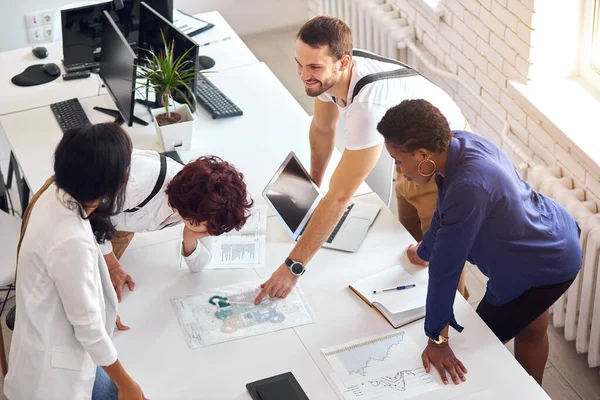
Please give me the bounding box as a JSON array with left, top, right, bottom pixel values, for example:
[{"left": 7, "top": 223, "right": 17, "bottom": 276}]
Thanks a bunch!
[{"left": 100, "top": 150, "right": 253, "bottom": 310}]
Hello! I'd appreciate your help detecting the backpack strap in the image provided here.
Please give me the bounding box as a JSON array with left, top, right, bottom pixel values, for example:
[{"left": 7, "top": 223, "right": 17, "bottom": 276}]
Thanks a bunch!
[
  {"left": 124, "top": 154, "right": 167, "bottom": 213},
  {"left": 331, "top": 49, "right": 421, "bottom": 105}
]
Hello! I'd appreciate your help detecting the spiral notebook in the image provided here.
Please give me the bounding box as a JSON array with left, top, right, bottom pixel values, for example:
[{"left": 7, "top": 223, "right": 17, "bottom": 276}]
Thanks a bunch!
[{"left": 349, "top": 266, "right": 427, "bottom": 328}]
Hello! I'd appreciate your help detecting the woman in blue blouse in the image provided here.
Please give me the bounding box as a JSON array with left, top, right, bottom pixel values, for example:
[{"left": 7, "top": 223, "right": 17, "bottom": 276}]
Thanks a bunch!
[{"left": 376, "top": 99, "right": 581, "bottom": 386}]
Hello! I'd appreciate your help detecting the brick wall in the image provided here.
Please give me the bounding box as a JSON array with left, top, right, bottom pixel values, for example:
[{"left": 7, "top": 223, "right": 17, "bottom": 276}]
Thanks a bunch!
[{"left": 385, "top": 0, "right": 600, "bottom": 205}]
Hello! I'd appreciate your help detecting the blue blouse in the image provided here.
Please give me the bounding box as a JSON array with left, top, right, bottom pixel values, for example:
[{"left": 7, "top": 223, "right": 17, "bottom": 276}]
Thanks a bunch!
[{"left": 417, "top": 131, "right": 582, "bottom": 340}]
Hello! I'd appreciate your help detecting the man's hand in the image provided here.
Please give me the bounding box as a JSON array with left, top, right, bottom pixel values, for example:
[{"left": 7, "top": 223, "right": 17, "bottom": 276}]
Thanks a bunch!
[
  {"left": 115, "top": 315, "right": 130, "bottom": 331},
  {"left": 105, "top": 253, "right": 135, "bottom": 302},
  {"left": 422, "top": 341, "right": 467, "bottom": 385},
  {"left": 407, "top": 243, "right": 428, "bottom": 267},
  {"left": 182, "top": 226, "right": 210, "bottom": 257},
  {"left": 254, "top": 264, "right": 299, "bottom": 304}
]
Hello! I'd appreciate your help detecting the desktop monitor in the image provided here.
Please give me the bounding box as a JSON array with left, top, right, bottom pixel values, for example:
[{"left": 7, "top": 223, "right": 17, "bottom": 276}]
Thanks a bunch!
[
  {"left": 99, "top": 11, "right": 137, "bottom": 126},
  {"left": 139, "top": 1, "right": 198, "bottom": 108},
  {"left": 61, "top": 0, "right": 173, "bottom": 66}
]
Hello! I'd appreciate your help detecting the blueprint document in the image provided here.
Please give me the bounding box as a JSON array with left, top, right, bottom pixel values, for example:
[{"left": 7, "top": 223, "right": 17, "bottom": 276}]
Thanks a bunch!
[
  {"left": 171, "top": 281, "right": 314, "bottom": 349},
  {"left": 205, "top": 205, "right": 267, "bottom": 269},
  {"left": 323, "top": 331, "right": 440, "bottom": 399}
]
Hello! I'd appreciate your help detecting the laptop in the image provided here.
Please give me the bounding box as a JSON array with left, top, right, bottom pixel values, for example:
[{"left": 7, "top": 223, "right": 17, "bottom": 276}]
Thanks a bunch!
[{"left": 263, "top": 152, "right": 381, "bottom": 252}]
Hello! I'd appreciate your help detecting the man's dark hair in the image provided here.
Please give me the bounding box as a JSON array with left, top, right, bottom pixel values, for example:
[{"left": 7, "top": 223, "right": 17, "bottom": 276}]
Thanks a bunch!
[
  {"left": 54, "top": 122, "right": 132, "bottom": 243},
  {"left": 166, "top": 156, "right": 254, "bottom": 236},
  {"left": 377, "top": 99, "right": 453, "bottom": 153},
  {"left": 297, "top": 15, "right": 353, "bottom": 60}
]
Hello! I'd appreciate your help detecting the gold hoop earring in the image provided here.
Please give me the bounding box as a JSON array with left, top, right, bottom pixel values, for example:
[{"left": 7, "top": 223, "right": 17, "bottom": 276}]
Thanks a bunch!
[{"left": 417, "top": 158, "right": 436, "bottom": 177}]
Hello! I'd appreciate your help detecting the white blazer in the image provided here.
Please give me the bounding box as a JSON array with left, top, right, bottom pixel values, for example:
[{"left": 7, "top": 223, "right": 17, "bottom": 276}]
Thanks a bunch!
[
  {"left": 99, "top": 149, "right": 212, "bottom": 271},
  {"left": 4, "top": 185, "right": 118, "bottom": 400}
]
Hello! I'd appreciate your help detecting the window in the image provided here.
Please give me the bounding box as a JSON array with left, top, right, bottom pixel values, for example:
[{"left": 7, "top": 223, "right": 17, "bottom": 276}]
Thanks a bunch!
[{"left": 580, "top": 0, "right": 600, "bottom": 93}]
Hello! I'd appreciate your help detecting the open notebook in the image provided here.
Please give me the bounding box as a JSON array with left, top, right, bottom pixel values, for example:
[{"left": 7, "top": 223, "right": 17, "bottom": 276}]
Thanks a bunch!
[{"left": 349, "top": 266, "right": 428, "bottom": 328}]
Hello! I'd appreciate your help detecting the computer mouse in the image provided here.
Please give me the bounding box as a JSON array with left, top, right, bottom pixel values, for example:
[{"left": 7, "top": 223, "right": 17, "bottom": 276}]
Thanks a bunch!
[
  {"left": 42, "top": 63, "right": 61, "bottom": 77},
  {"left": 32, "top": 46, "right": 48, "bottom": 59},
  {"left": 198, "top": 55, "right": 215, "bottom": 70}
]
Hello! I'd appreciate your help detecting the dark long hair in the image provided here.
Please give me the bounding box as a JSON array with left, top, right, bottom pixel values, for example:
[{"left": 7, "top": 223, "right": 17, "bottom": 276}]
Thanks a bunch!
[{"left": 54, "top": 123, "right": 132, "bottom": 243}]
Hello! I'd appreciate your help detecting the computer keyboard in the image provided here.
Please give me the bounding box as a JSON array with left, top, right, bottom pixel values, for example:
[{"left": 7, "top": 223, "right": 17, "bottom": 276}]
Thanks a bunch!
[
  {"left": 326, "top": 203, "right": 355, "bottom": 243},
  {"left": 63, "top": 61, "right": 100, "bottom": 73},
  {"left": 50, "top": 98, "right": 92, "bottom": 134},
  {"left": 194, "top": 74, "right": 243, "bottom": 119}
]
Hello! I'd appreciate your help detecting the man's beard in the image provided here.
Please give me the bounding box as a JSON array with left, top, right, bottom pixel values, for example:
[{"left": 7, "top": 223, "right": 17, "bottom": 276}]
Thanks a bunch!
[{"left": 305, "top": 75, "right": 338, "bottom": 97}]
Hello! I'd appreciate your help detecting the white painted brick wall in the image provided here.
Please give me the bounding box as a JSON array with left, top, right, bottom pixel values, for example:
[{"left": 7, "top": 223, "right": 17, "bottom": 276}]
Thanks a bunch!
[
  {"left": 490, "top": 32, "right": 517, "bottom": 65},
  {"left": 457, "top": 0, "right": 481, "bottom": 16},
  {"left": 506, "top": 0, "right": 533, "bottom": 27},
  {"left": 490, "top": 1, "right": 519, "bottom": 32},
  {"left": 452, "top": 16, "right": 478, "bottom": 46},
  {"left": 450, "top": 45, "right": 476, "bottom": 76},
  {"left": 478, "top": 6, "right": 506, "bottom": 38},
  {"left": 555, "top": 145, "right": 586, "bottom": 182},
  {"left": 516, "top": 21, "right": 533, "bottom": 43},
  {"left": 464, "top": 10, "right": 490, "bottom": 41},
  {"left": 476, "top": 37, "right": 503, "bottom": 70},
  {"left": 505, "top": 29, "right": 531, "bottom": 60},
  {"left": 475, "top": 68, "right": 501, "bottom": 100},
  {"left": 462, "top": 41, "right": 488, "bottom": 72},
  {"left": 446, "top": 0, "right": 466, "bottom": 20}
]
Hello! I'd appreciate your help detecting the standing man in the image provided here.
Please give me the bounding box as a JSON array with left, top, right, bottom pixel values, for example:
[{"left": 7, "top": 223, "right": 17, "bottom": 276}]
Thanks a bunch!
[{"left": 255, "top": 16, "right": 466, "bottom": 304}]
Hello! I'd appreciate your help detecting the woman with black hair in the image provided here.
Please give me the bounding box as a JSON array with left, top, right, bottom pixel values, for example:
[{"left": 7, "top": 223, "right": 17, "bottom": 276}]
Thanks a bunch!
[
  {"left": 376, "top": 99, "right": 581, "bottom": 386},
  {"left": 4, "top": 123, "right": 146, "bottom": 400}
]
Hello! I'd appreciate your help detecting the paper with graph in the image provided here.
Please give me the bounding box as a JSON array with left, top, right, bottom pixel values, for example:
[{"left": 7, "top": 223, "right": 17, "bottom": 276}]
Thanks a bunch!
[
  {"left": 322, "top": 331, "right": 440, "bottom": 399},
  {"left": 171, "top": 281, "right": 314, "bottom": 349},
  {"left": 205, "top": 205, "right": 267, "bottom": 269}
]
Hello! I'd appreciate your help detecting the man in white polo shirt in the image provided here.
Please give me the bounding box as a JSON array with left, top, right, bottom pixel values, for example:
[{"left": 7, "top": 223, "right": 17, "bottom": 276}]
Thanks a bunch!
[{"left": 255, "top": 15, "right": 469, "bottom": 304}]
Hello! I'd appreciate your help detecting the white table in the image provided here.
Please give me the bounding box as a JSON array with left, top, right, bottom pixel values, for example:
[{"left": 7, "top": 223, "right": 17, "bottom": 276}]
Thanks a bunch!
[
  {"left": 0, "top": 11, "right": 256, "bottom": 117},
  {"left": 114, "top": 193, "right": 548, "bottom": 399},
  {"left": 0, "top": 62, "right": 370, "bottom": 205}
]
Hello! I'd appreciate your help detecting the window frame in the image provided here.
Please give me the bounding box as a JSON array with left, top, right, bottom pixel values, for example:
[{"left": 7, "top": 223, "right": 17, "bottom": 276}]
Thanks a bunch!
[{"left": 580, "top": 0, "right": 600, "bottom": 93}]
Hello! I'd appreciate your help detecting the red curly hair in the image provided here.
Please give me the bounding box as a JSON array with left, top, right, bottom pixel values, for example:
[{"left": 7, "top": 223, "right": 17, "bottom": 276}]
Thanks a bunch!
[{"left": 166, "top": 156, "right": 253, "bottom": 235}]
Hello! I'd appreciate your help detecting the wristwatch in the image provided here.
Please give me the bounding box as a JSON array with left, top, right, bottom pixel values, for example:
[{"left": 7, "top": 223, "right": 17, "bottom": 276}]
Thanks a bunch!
[
  {"left": 430, "top": 334, "right": 449, "bottom": 345},
  {"left": 285, "top": 257, "right": 305, "bottom": 276}
]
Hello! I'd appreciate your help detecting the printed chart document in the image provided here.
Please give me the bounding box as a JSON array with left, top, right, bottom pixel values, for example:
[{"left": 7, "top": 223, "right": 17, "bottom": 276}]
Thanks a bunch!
[
  {"left": 171, "top": 281, "right": 314, "bottom": 349},
  {"left": 322, "top": 330, "right": 440, "bottom": 399},
  {"left": 205, "top": 205, "right": 267, "bottom": 269}
]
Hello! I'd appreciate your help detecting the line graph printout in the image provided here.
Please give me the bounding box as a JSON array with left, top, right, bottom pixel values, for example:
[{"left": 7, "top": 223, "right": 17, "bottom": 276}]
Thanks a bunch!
[
  {"left": 171, "top": 281, "right": 314, "bottom": 349},
  {"left": 323, "top": 331, "right": 440, "bottom": 399},
  {"left": 205, "top": 205, "right": 267, "bottom": 269}
]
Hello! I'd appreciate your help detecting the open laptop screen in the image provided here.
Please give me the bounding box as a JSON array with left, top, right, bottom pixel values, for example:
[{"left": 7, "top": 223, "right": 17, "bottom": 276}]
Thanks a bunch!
[{"left": 264, "top": 154, "right": 320, "bottom": 234}]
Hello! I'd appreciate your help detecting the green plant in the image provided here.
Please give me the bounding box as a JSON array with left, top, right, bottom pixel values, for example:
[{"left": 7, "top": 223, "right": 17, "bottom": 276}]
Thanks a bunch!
[{"left": 136, "top": 31, "right": 197, "bottom": 119}]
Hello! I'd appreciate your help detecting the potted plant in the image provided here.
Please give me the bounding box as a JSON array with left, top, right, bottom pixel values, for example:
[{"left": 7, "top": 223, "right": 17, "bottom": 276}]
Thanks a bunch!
[{"left": 136, "top": 32, "right": 198, "bottom": 151}]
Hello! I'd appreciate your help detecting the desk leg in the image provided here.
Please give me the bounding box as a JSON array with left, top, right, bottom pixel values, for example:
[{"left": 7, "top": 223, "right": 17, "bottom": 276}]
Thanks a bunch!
[{"left": 6, "top": 152, "right": 14, "bottom": 189}]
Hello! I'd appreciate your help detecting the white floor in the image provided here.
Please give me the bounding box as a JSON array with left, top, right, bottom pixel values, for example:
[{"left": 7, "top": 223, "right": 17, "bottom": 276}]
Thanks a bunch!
[
  {"left": 241, "top": 26, "right": 600, "bottom": 400},
  {"left": 0, "top": 26, "right": 598, "bottom": 400}
]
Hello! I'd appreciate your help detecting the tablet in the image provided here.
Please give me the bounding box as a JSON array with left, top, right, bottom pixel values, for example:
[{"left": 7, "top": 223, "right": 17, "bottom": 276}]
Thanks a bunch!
[{"left": 246, "top": 372, "right": 309, "bottom": 400}]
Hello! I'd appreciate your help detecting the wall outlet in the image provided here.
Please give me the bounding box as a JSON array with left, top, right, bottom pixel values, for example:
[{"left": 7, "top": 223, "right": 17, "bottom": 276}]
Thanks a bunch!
[
  {"left": 41, "top": 10, "right": 53, "bottom": 25},
  {"left": 25, "top": 12, "right": 42, "bottom": 29},
  {"left": 28, "top": 27, "right": 44, "bottom": 43},
  {"left": 43, "top": 27, "right": 53, "bottom": 40}
]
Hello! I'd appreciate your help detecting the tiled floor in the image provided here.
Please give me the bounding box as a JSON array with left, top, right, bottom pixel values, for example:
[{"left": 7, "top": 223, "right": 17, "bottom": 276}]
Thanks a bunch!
[
  {"left": 241, "top": 27, "right": 600, "bottom": 400},
  {"left": 0, "top": 26, "right": 598, "bottom": 400}
]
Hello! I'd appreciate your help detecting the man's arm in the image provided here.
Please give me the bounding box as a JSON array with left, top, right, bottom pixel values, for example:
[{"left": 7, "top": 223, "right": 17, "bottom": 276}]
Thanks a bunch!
[
  {"left": 254, "top": 144, "right": 383, "bottom": 304},
  {"left": 309, "top": 98, "right": 340, "bottom": 186}
]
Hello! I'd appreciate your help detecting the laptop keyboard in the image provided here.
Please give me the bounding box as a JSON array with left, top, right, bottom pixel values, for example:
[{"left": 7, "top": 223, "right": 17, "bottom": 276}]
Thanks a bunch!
[{"left": 300, "top": 203, "right": 355, "bottom": 243}]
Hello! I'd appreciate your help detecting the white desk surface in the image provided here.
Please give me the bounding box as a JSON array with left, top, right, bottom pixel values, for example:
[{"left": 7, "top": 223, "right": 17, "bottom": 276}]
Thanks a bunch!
[
  {"left": 188, "top": 11, "right": 258, "bottom": 72},
  {"left": 0, "top": 11, "right": 256, "bottom": 117},
  {"left": 114, "top": 193, "right": 548, "bottom": 400},
  {"left": 0, "top": 42, "right": 103, "bottom": 116},
  {"left": 0, "top": 62, "right": 370, "bottom": 203}
]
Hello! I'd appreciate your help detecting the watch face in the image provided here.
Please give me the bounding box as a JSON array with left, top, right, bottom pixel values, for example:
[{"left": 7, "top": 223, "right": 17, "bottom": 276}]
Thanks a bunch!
[{"left": 291, "top": 262, "right": 304, "bottom": 275}]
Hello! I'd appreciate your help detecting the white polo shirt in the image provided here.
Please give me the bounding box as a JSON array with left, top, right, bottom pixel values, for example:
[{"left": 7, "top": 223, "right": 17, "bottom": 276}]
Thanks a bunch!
[{"left": 318, "top": 49, "right": 465, "bottom": 150}]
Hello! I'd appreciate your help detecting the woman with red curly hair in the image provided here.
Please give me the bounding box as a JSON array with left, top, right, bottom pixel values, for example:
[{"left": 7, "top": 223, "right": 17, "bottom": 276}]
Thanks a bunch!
[{"left": 100, "top": 150, "right": 253, "bottom": 313}]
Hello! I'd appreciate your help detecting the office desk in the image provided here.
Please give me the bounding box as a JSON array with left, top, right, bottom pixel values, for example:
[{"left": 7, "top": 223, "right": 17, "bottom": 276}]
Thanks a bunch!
[
  {"left": 0, "top": 62, "right": 370, "bottom": 204},
  {"left": 0, "top": 42, "right": 103, "bottom": 116},
  {"left": 114, "top": 193, "right": 549, "bottom": 399},
  {"left": 0, "top": 11, "right": 256, "bottom": 117}
]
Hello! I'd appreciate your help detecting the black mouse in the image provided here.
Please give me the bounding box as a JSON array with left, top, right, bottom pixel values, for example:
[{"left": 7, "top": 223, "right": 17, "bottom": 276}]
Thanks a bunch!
[
  {"left": 42, "top": 63, "right": 61, "bottom": 77},
  {"left": 198, "top": 55, "right": 215, "bottom": 70},
  {"left": 32, "top": 46, "right": 48, "bottom": 59}
]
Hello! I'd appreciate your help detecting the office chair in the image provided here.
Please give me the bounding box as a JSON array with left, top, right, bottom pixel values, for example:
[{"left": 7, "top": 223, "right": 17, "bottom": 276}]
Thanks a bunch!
[{"left": 0, "top": 211, "right": 21, "bottom": 375}]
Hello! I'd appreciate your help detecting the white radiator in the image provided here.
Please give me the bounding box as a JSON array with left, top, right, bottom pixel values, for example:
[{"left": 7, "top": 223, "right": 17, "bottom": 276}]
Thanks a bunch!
[{"left": 311, "top": 0, "right": 600, "bottom": 370}]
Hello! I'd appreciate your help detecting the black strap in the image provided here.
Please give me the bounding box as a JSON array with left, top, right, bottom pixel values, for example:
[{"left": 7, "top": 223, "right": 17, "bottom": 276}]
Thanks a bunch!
[
  {"left": 332, "top": 49, "right": 421, "bottom": 105},
  {"left": 124, "top": 154, "right": 167, "bottom": 213}
]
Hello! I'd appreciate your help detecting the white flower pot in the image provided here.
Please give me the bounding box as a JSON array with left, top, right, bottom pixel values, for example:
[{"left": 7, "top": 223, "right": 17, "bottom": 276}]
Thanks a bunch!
[{"left": 151, "top": 103, "right": 194, "bottom": 151}]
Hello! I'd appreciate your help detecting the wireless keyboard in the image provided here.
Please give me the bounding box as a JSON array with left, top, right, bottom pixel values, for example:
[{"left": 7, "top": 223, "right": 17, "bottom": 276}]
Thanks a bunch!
[
  {"left": 194, "top": 74, "right": 243, "bottom": 119},
  {"left": 50, "top": 98, "right": 92, "bottom": 133}
]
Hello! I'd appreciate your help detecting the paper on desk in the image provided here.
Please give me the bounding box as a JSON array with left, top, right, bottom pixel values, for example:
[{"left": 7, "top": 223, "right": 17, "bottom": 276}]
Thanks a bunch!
[
  {"left": 204, "top": 205, "right": 267, "bottom": 269},
  {"left": 323, "top": 330, "right": 440, "bottom": 399},
  {"left": 172, "top": 9, "right": 210, "bottom": 36}
]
